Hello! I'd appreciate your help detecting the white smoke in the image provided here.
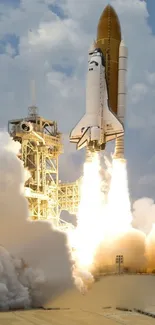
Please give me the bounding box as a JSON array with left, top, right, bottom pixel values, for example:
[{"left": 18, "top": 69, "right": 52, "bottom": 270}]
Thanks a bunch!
[
  {"left": 132, "top": 198, "right": 155, "bottom": 234},
  {"left": 72, "top": 267, "right": 94, "bottom": 294},
  {"left": 0, "top": 246, "right": 46, "bottom": 310},
  {"left": 0, "top": 132, "right": 73, "bottom": 310}
]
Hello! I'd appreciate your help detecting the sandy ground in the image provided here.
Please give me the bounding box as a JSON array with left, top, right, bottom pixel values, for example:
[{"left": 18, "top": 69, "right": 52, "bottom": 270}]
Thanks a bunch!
[{"left": 1, "top": 274, "right": 155, "bottom": 324}]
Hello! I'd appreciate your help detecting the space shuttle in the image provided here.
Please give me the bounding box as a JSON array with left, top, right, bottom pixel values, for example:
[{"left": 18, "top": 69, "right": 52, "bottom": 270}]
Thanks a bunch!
[{"left": 70, "top": 5, "right": 128, "bottom": 155}]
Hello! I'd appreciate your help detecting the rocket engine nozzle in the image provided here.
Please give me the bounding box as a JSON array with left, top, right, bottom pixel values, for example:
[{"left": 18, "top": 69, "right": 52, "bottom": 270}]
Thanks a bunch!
[
  {"left": 113, "top": 135, "right": 124, "bottom": 160},
  {"left": 88, "top": 141, "right": 105, "bottom": 152}
]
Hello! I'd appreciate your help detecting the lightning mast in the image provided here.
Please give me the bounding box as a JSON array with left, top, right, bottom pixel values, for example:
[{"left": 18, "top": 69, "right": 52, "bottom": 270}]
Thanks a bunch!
[{"left": 28, "top": 79, "right": 38, "bottom": 116}]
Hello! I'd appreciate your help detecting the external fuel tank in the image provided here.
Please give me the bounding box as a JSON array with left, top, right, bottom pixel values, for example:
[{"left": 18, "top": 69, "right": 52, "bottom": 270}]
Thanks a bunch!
[{"left": 96, "top": 5, "right": 121, "bottom": 115}]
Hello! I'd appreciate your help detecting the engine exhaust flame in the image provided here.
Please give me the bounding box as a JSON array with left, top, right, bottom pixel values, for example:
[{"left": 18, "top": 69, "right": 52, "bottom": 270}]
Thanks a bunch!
[
  {"left": 70, "top": 156, "right": 133, "bottom": 279},
  {"left": 104, "top": 158, "right": 132, "bottom": 238},
  {"left": 71, "top": 152, "right": 104, "bottom": 271}
]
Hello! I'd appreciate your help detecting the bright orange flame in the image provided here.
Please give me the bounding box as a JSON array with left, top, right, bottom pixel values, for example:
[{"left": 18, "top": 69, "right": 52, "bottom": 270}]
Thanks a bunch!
[
  {"left": 71, "top": 152, "right": 104, "bottom": 271},
  {"left": 103, "top": 158, "right": 132, "bottom": 238}
]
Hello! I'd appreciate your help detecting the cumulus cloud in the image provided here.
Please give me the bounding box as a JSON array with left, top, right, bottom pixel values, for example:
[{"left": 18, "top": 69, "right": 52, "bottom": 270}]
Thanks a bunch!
[
  {"left": 130, "top": 83, "right": 148, "bottom": 104},
  {"left": 0, "top": 0, "right": 153, "bottom": 127},
  {"left": 132, "top": 197, "right": 155, "bottom": 234}
]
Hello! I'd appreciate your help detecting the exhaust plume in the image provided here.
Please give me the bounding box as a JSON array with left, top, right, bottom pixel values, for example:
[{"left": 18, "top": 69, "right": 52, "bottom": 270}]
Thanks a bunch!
[
  {"left": 70, "top": 154, "right": 155, "bottom": 310},
  {"left": 69, "top": 152, "right": 105, "bottom": 290}
]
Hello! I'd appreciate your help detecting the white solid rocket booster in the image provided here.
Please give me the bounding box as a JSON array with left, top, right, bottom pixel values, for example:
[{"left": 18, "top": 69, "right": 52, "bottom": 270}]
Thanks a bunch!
[{"left": 114, "top": 40, "right": 128, "bottom": 159}]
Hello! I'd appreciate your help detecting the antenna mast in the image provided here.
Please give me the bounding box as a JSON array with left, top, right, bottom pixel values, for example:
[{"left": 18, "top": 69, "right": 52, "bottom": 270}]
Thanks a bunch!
[{"left": 28, "top": 79, "right": 38, "bottom": 116}]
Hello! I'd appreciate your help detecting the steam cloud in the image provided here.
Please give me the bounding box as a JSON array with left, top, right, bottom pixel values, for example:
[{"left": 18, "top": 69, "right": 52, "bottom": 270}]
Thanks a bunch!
[{"left": 0, "top": 132, "right": 73, "bottom": 310}]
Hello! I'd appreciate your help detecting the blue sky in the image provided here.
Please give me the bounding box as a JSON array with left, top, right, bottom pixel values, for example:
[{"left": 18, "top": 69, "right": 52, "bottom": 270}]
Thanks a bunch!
[
  {"left": 0, "top": 33, "right": 19, "bottom": 56},
  {"left": 0, "top": 0, "right": 20, "bottom": 8},
  {"left": 147, "top": 0, "right": 155, "bottom": 34},
  {"left": 48, "top": 3, "right": 67, "bottom": 20}
]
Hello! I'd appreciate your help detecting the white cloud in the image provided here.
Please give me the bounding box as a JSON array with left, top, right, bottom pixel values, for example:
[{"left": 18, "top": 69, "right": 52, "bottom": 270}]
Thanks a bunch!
[
  {"left": 148, "top": 154, "right": 155, "bottom": 166},
  {"left": 132, "top": 198, "right": 155, "bottom": 234},
  {"left": 0, "top": 0, "right": 155, "bottom": 193},
  {"left": 130, "top": 83, "right": 148, "bottom": 104},
  {"left": 146, "top": 71, "right": 155, "bottom": 85},
  {"left": 59, "top": 134, "right": 84, "bottom": 182},
  {"left": 139, "top": 174, "right": 155, "bottom": 186}
]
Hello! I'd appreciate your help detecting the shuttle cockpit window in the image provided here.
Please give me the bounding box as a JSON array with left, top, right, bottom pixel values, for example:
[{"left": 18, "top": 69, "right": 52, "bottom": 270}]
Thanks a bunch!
[
  {"left": 90, "top": 61, "right": 99, "bottom": 66},
  {"left": 93, "top": 48, "right": 102, "bottom": 54}
]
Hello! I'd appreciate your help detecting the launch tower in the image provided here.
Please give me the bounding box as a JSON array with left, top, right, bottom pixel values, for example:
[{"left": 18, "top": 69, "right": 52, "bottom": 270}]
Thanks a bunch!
[{"left": 8, "top": 103, "right": 80, "bottom": 230}]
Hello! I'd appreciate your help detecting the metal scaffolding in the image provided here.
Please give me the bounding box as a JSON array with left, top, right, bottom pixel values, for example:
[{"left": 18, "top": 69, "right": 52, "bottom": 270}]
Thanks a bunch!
[
  {"left": 8, "top": 105, "right": 80, "bottom": 230},
  {"left": 58, "top": 179, "right": 81, "bottom": 215}
]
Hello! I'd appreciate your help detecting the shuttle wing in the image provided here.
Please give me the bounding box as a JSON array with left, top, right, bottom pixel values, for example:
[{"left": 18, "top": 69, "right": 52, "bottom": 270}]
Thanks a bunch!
[
  {"left": 70, "top": 114, "right": 87, "bottom": 143},
  {"left": 77, "top": 127, "right": 91, "bottom": 150},
  {"left": 104, "top": 108, "right": 124, "bottom": 142}
]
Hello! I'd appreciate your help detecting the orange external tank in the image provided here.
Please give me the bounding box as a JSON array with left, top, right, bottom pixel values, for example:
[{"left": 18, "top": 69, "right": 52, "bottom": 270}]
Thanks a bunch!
[{"left": 96, "top": 5, "right": 121, "bottom": 115}]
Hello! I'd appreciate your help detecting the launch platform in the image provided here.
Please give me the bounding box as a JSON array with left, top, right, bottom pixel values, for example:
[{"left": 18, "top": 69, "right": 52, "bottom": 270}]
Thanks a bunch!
[
  {"left": 0, "top": 307, "right": 154, "bottom": 325},
  {"left": 0, "top": 275, "right": 155, "bottom": 325}
]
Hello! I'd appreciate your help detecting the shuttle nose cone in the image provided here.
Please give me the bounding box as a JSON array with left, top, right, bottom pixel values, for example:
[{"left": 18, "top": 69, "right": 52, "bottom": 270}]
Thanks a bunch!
[{"left": 97, "top": 4, "right": 121, "bottom": 41}]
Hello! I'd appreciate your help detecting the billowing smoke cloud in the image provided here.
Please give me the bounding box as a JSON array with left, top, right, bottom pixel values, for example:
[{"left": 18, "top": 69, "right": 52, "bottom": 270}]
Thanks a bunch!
[
  {"left": 94, "top": 229, "right": 147, "bottom": 274},
  {"left": 0, "top": 132, "right": 74, "bottom": 310},
  {"left": 132, "top": 198, "right": 155, "bottom": 234}
]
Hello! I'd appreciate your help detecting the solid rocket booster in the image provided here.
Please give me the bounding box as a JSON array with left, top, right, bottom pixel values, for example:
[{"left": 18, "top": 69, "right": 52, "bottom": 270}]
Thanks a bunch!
[
  {"left": 117, "top": 40, "right": 128, "bottom": 124},
  {"left": 70, "top": 5, "right": 128, "bottom": 154},
  {"left": 114, "top": 40, "right": 128, "bottom": 159}
]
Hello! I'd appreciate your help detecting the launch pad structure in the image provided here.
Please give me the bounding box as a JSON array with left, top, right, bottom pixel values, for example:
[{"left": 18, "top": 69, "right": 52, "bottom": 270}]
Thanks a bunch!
[{"left": 8, "top": 104, "right": 80, "bottom": 231}]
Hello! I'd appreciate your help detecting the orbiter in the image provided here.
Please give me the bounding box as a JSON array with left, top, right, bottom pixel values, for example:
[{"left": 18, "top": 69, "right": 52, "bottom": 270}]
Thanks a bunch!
[{"left": 70, "top": 5, "right": 128, "bottom": 156}]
